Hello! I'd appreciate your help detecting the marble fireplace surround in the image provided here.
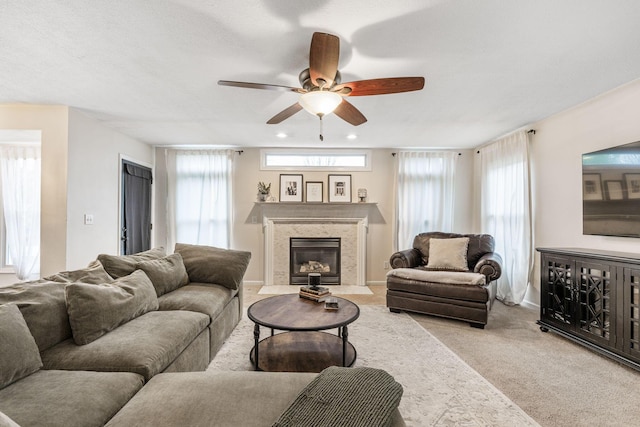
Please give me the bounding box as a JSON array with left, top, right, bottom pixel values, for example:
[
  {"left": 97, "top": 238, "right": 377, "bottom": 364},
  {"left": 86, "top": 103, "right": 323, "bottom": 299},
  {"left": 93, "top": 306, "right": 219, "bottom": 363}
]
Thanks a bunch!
[{"left": 259, "top": 203, "right": 373, "bottom": 286}]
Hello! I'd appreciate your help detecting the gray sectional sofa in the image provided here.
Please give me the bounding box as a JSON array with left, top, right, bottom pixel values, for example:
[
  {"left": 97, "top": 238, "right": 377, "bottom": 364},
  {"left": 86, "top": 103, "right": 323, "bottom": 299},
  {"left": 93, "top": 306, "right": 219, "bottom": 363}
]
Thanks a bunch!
[{"left": 0, "top": 244, "right": 405, "bottom": 427}]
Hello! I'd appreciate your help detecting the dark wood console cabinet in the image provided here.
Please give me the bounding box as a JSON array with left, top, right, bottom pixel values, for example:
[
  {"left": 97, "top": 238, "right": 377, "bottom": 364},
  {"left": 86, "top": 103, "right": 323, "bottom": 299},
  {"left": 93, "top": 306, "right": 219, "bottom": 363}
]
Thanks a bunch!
[{"left": 537, "top": 247, "right": 640, "bottom": 371}]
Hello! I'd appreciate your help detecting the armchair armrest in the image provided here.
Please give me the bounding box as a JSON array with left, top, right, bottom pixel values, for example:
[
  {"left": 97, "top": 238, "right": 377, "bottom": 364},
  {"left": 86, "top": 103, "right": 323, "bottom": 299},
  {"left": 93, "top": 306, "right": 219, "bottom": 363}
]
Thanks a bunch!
[
  {"left": 390, "top": 248, "right": 422, "bottom": 269},
  {"left": 473, "top": 252, "right": 503, "bottom": 282}
]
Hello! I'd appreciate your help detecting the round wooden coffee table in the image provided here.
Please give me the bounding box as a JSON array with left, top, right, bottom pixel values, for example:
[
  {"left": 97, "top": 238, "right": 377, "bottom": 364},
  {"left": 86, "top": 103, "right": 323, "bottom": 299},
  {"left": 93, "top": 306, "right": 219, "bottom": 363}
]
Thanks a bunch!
[{"left": 247, "top": 293, "right": 360, "bottom": 372}]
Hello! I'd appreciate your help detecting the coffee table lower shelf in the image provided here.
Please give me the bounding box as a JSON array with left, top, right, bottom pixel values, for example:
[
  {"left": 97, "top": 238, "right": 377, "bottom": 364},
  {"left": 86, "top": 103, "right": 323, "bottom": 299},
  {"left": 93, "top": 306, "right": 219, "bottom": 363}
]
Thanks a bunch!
[{"left": 250, "top": 331, "right": 357, "bottom": 373}]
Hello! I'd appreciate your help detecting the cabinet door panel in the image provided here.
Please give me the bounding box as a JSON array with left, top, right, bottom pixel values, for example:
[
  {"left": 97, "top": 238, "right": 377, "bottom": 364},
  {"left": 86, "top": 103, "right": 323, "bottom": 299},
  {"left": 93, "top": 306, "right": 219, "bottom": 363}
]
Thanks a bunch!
[
  {"left": 541, "top": 255, "right": 574, "bottom": 329},
  {"left": 574, "top": 261, "right": 614, "bottom": 347},
  {"left": 623, "top": 268, "right": 640, "bottom": 362}
]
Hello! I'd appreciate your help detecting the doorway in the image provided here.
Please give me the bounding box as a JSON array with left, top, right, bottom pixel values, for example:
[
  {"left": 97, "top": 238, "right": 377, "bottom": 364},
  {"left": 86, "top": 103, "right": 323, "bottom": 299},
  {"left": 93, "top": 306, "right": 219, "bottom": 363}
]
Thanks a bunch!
[{"left": 121, "top": 159, "right": 152, "bottom": 255}]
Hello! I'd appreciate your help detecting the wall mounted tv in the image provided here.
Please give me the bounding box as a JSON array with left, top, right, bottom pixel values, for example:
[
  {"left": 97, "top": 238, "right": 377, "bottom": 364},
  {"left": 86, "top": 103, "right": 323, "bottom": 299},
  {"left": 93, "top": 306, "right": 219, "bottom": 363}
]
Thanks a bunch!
[{"left": 583, "top": 140, "right": 640, "bottom": 237}]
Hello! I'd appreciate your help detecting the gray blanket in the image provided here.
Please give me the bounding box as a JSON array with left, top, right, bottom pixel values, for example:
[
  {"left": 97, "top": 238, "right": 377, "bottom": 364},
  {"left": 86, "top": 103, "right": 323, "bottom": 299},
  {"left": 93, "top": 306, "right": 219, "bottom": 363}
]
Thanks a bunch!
[{"left": 272, "top": 366, "right": 403, "bottom": 427}]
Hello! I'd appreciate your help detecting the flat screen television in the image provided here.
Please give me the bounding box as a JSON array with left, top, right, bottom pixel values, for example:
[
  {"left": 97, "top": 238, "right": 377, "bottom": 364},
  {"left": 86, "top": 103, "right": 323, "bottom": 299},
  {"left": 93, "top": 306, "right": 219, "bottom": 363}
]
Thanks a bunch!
[{"left": 582, "top": 140, "right": 640, "bottom": 237}]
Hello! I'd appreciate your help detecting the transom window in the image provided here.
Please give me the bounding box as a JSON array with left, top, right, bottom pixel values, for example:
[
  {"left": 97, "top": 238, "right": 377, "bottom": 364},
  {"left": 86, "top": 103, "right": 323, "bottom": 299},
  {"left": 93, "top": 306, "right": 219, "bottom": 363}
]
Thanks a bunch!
[{"left": 260, "top": 149, "right": 371, "bottom": 171}]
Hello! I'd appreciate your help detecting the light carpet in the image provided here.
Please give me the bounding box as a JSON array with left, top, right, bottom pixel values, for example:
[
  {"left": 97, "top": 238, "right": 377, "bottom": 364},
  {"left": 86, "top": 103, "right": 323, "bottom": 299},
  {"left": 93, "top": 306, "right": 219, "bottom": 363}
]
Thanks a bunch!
[
  {"left": 208, "top": 305, "right": 539, "bottom": 426},
  {"left": 258, "top": 285, "right": 373, "bottom": 295}
]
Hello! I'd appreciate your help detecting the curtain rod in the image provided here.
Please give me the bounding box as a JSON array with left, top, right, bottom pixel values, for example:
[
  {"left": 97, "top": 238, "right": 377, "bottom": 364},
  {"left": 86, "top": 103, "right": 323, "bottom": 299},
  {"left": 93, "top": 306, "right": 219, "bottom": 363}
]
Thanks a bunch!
[{"left": 391, "top": 152, "right": 461, "bottom": 157}]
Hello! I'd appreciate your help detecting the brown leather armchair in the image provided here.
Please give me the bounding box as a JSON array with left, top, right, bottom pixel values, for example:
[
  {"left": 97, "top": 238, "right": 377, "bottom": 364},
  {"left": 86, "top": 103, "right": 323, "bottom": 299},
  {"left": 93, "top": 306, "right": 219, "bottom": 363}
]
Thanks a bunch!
[{"left": 386, "top": 232, "right": 503, "bottom": 328}]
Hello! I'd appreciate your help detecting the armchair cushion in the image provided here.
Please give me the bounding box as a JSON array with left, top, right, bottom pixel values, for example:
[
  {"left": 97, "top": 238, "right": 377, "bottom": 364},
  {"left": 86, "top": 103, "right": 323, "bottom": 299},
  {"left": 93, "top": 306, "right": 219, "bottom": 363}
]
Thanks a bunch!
[
  {"left": 387, "top": 268, "right": 485, "bottom": 286},
  {"left": 424, "top": 237, "right": 470, "bottom": 272}
]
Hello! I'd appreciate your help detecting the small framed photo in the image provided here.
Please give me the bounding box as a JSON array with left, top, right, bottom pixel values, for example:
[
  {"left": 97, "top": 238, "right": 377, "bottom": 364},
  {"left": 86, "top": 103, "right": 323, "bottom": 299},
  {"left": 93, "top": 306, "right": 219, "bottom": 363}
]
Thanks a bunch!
[
  {"left": 582, "top": 174, "right": 603, "bottom": 201},
  {"left": 279, "top": 174, "right": 303, "bottom": 202},
  {"left": 604, "top": 180, "right": 625, "bottom": 200},
  {"left": 305, "top": 181, "right": 323, "bottom": 203},
  {"left": 624, "top": 173, "right": 640, "bottom": 200},
  {"left": 328, "top": 174, "right": 352, "bottom": 203}
]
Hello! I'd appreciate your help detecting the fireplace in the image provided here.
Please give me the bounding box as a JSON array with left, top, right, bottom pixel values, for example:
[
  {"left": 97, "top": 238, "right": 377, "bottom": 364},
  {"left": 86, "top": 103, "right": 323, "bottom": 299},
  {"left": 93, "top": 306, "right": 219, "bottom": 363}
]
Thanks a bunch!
[{"left": 290, "top": 237, "right": 341, "bottom": 285}]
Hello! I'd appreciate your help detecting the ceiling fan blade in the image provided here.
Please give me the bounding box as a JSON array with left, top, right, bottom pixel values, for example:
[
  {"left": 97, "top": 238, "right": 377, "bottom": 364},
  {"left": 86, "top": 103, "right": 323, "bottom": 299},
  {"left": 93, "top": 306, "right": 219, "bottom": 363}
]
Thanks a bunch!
[
  {"left": 335, "top": 77, "right": 425, "bottom": 96},
  {"left": 309, "top": 32, "right": 340, "bottom": 88},
  {"left": 218, "top": 80, "right": 304, "bottom": 93},
  {"left": 266, "top": 103, "right": 303, "bottom": 124},
  {"left": 333, "top": 99, "right": 367, "bottom": 126}
]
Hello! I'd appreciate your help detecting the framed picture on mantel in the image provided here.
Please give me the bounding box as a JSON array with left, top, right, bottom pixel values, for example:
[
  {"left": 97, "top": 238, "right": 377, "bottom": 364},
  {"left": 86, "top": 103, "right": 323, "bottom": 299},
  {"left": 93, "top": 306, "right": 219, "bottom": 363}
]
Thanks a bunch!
[
  {"left": 305, "top": 181, "right": 323, "bottom": 202},
  {"left": 279, "top": 174, "right": 303, "bottom": 202},
  {"left": 328, "top": 174, "right": 352, "bottom": 203}
]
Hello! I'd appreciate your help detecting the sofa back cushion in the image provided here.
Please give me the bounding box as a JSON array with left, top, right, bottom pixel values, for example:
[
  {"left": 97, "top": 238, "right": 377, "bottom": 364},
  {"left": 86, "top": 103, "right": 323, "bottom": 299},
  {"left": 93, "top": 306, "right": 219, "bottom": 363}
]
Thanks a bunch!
[
  {"left": 44, "top": 260, "right": 115, "bottom": 284},
  {"left": 174, "top": 243, "right": 251, "bottom": 290},
  {"left": 65, "top": 270, "right": 159, "bottom": 345},
  {"left": 0, "top": 303, "right": 42, "bottom": 389},
  {"left": 413, "top": 232, "right": 495, "bottom": 269},
  {"left": 136, "top": 253, "right": 189, "bottom": 296},
  {"left": 0, "top": 280, "right": 71, "bottom": 352},
  {"left": 97, "top": 247, "right": 166, "bottom": 279}
]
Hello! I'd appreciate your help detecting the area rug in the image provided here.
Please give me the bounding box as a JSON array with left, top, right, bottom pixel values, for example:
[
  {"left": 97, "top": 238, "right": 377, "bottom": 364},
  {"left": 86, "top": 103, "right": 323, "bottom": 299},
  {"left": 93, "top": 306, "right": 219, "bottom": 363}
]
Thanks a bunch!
[
  {"left": 258, "top": 285, "right": 373, "bottom": 295},
  {"left": 208, "top": 305, "right": 540, "bottom": 426}
]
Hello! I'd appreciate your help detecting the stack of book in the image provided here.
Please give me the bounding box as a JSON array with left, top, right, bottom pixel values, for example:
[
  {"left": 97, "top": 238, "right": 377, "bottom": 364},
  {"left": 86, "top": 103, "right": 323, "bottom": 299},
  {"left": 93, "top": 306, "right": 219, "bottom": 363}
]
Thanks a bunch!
[{"left": 299, "top": 285, "right": 331, "bottom": 302}]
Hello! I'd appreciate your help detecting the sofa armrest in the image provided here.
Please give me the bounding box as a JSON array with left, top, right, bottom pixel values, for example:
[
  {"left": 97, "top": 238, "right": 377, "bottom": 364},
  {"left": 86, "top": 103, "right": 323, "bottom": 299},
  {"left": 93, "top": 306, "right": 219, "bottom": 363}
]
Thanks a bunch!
[
  {"left": 390, "top": 249, "right": 422, "bottom": 269},
  {"left": 473, "top": 252, "right": 502, "bottom": 282}
]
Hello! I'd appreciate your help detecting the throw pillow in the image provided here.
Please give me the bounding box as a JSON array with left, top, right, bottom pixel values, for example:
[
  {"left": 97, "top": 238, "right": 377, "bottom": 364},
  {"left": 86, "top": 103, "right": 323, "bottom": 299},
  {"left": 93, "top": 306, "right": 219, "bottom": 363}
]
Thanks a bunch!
[
  {"left": 174, "top": 243, "right": 251, "bottom": 290},
  {"left": 65, "top": 270, "right": 159, "bottom": 345},
  {"left": 0, "top": 303, "right": 43, "bottom": 389},
  {"left": 136, "top": 253, "right": 189, "bottom": 296},
  {"left": 44, "top": 260, "right": 115, "bottom": 284},
  {"left": 425, "top": 237, "right": 470, "bottom": 271},
  {"left": 96, "top": 247, "right": 166, "bottom": 279}
]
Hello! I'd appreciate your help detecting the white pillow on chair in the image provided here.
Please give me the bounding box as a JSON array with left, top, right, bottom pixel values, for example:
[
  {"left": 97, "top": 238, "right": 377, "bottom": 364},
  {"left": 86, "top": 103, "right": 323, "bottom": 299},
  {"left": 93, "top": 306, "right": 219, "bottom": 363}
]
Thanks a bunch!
[{"left": 425, "top": 237, "right": 470, "bottom": 272}]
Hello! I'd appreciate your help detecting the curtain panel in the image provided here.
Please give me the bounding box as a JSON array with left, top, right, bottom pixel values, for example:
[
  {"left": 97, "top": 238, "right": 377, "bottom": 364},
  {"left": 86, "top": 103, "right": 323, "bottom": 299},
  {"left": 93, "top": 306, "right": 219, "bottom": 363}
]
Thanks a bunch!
[
  {"left": 394, "top": 151, "right": 458, "bottom": 251},
  {"left": 480, "top": 130, "right": 533, "bottom": 305},
  {"left": 0, "top": 145, "right": 41, "bottom": 280},
  {"left": 165, "top": 149, "right": 233, "bottom": 251}
]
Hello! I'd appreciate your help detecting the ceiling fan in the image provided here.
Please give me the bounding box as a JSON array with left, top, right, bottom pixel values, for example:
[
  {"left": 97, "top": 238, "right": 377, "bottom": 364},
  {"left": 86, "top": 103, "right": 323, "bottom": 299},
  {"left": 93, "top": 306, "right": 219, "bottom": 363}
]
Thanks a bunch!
[{"left": 218, "top": 32, "right": 425, "bottom": 139}]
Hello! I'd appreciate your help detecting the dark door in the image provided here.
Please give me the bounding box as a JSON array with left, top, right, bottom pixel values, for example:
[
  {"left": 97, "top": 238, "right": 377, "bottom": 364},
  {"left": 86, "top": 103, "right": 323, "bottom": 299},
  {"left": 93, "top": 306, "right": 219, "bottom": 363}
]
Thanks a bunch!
[{"left": 121, "top": 160, "right": 152, "bottom": 255}]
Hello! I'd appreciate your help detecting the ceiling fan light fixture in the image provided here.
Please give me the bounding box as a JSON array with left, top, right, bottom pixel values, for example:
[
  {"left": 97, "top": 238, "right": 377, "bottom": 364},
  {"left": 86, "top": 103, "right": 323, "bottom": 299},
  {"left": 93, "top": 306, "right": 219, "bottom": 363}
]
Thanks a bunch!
[{"left": 299, "top": 91, "right": 342, "bottom": 117}]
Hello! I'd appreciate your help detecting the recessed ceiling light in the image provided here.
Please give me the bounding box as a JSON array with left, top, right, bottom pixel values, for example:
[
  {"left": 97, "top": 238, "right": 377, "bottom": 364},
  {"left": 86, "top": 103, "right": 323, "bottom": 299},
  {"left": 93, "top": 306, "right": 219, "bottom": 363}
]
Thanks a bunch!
[
  {"left": 347, "top": 134, "right": 357, "bottom": 140},
  {"left": 276, "top": 132, "right": 287, "bottom": 138}
]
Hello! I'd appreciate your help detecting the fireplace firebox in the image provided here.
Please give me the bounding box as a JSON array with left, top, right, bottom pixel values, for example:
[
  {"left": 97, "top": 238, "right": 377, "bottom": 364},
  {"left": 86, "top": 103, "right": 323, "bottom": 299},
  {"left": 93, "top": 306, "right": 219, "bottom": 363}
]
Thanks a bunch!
[{"left": 290, "top": 237, "right": 341, "bottom": 285}]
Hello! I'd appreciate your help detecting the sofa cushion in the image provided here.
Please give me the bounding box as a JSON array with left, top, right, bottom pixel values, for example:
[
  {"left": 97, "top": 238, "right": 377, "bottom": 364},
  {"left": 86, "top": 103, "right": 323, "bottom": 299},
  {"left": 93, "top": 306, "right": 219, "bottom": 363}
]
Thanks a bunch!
[
  {"left": 97, "top": 247, "right": 166, "bottom": 279},
  {"left": 105, "top": 371, "right": 318, "bottom": 427},
  {"left": 0, "top": 370, "right": 144, "bottom": 427},
  {"left": 175, "top": 243, "right": 251, "bottom": 290},
  {"left": 158, "top": 283, "right": 236, "bottom": 320},
  {"left": 0, "top": 280, "right": 70, "bottom": 352},
  {"left": 41, "top": 310, "right": 209, "bottom": 381},
  {"left": 0, "top": 304, "right": 42, "bottom": 389},
  {"left": 413, "top": 232, "right": 495, "bottom": 269},
  {"left": 425, "top": 237, "right": 470, "bottom": 272},
  {"left": 65, "top": 270, "right": 159, "bottom": 345},
  {"left": 136, "top": 253, "right": 189, "bottom": 296},
  {"left": 44, "top": 260, "right": 115, "bottom": 284}
]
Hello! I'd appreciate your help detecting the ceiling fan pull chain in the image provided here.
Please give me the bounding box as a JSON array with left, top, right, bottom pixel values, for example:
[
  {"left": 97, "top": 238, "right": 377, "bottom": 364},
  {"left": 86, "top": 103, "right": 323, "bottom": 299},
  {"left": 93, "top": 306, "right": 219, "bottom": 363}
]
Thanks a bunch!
[{"left": 319, "top": 115, "right": 324, "bottom": 141}]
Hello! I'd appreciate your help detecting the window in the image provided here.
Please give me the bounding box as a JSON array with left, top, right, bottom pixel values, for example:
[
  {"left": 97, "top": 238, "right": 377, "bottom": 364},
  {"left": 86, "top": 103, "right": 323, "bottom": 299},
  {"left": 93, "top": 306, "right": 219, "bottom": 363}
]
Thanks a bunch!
[
  {"left": 395, "top": 151, "right": 458, "bottom": 250},
  {"left": 261, "top": 149, "right": 371, "bottom": 171},
  {"left": 172, "top": 150, "right": 233, "bottom": 248},
  {"left": 0, "top": 133, "right": 42, "bottom": 280}
]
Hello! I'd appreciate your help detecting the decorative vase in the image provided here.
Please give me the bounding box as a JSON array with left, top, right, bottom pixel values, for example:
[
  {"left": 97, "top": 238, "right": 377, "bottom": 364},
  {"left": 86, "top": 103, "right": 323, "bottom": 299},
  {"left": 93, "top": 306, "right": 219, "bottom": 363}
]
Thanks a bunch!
[{"left": 258, "top": 193, "right": 268, "bottom": 202}]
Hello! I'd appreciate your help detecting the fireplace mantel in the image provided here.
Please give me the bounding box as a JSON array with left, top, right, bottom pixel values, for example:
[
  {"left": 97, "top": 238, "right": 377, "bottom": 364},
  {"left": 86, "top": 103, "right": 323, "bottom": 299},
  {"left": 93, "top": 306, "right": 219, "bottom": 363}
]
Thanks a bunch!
[{"left": 259, "top": 203, "right": 372, "bottom": 286}]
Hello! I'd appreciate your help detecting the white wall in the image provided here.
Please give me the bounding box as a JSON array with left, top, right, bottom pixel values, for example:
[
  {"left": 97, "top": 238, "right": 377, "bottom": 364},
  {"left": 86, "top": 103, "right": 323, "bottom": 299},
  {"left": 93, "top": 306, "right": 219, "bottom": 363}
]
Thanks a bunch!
[
  {"left": 154, "top": 147, "right": 475, "bottom": 285},
  {"left": 528, "top": 78, "right": 640, "bottom": 304},
  {"left": 66, "top": 109, "right": 153, "bottom": 269}
]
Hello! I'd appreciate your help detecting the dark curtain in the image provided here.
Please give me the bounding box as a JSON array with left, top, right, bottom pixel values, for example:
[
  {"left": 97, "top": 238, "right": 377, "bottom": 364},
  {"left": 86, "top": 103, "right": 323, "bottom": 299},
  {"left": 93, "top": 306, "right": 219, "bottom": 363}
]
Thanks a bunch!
[{"left": 122, "top": 161, "right": 152, "bottom": 255}]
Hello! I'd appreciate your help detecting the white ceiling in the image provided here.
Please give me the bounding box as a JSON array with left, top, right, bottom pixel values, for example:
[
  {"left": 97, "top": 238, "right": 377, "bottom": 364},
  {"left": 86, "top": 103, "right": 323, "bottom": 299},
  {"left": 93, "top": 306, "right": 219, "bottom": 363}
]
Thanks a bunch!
[{"left": 2, "top": 0, "right": 640, "bottom": 149}]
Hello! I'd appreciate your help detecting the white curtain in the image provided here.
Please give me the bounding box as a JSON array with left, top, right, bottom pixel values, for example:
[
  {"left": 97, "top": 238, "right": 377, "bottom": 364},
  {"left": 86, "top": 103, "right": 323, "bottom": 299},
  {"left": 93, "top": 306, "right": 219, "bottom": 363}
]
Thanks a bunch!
[
  {"left": 0, "top": 145, "right": 41, "bottom": 280},
  {"left": 480, "top": 130, "right": 533, "bottom": 305},
  {"left": 166, "top": 149, "right": 233, "bottom": 250},
  {"left": 395, "top": 151, "right": 458, "bottom": 250}
]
